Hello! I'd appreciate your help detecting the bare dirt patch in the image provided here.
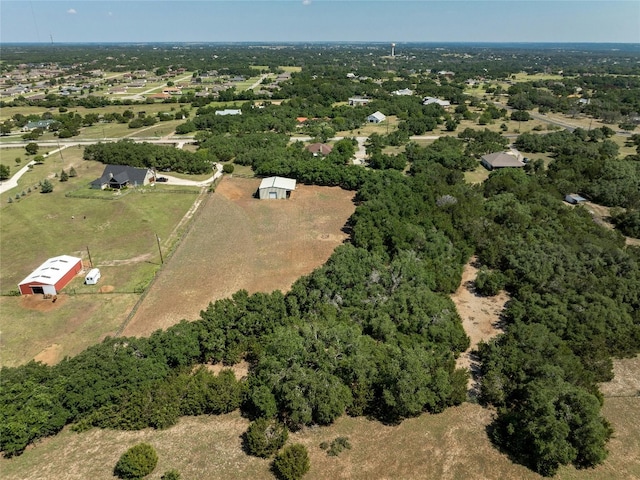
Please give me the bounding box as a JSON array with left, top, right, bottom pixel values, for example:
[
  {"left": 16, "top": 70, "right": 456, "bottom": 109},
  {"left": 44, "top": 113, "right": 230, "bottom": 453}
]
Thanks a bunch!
[
  {"left": 122, "top": 177, "right": 356, "bottom": 337},
  {"left": 20, "top": 294, "right": 68, "bottom": 312},
  {"left": 451, "top": 257, "right": 509, "bottom": 395},
  {"left": 33, "top": 343, "right": 63, "bottom": 365},
  {"left": 203, "top": 361, "right": 250, "bottom": 380},
  {"left": 599, "top": 355, "right": 640, "bottom": 398},
  {"left": 98, "top": 285, "right": 115, "bottom": 293}
]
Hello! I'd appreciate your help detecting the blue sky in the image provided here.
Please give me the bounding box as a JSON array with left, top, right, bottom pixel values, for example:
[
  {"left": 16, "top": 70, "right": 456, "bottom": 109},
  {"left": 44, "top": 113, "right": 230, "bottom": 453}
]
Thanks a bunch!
[{"left": 1, "top": 1, "right": 639, "bottom": 44}]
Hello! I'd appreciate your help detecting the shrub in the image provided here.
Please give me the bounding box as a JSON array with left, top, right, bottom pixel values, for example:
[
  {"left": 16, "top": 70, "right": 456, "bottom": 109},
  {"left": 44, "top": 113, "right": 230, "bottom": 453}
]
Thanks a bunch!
[
  {"left": 114, "top": 443, "right": 158, "bottom": 479},
  {"left": 222, "top": 163, "right": 235, "bottom": 174},
  {"left": 60, "top": 169, "right": 69, "bottom": 182},
  {"left": 69, "top": 166, "right": 78, "bottom": 177},
  {"left": 327, "top": 437, "right": 351, "bottom": 456},
  {"left": 273, "top": 444, "right": 310, "bottom": 480},
  {"left": 474, "top": 267, "right": 506, "bottom": 296},
  {"left": 244, "top": 418, "right": 288, "bottom": 458},
  {"left": 161, "top": 470, "right": 181, "bottom": 480}
]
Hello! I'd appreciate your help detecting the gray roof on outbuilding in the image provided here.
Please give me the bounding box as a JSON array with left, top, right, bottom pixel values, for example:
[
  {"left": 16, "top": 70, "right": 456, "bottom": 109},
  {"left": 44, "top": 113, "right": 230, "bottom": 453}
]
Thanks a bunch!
[{"left": 259, "top": 176, "right": 297, "bottom": 191}]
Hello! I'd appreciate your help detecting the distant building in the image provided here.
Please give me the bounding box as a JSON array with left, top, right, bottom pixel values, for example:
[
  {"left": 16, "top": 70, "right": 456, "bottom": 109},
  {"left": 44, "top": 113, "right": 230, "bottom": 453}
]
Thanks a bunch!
[
  {"left": 215, "top": 109, "right": 242, "bottom": 116},
  {"left": 258, "top": 176, "right": 296, "bottom": 199},
  {"left": 306, "top": 143, "right": 333, "bottom": 156},
  {"left": 423, "top": 97, "right": 451, "bottom": 107},
  {"left": 22, "top": 119, "right": 55, "bottom": 131},
  {"left": 480, "top": 152, "right": 525, "bottom": 171},
  {"left": 392, "top": 88, "right": 414, "bottom": 96},
  {"left": 348, "top": 97, "right": 371, "bottom": 106},
  {"left": 565, "top": 194, "right": 587, "bottom": 205},
  {"left": 91, "top": 164, "right": 155, "bottom": 189},
  {"left": 19, "top": 255, "right": 83, "bottom": 295},
  {"left": 367, "top": 111, "right": 386, "bottom": 123}
]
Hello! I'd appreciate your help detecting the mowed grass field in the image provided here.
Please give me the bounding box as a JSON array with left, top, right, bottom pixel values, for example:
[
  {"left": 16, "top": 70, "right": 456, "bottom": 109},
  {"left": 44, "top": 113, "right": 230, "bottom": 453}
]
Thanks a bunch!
[
  {"left": 1, "top": 368, "right": 637, "bottom": 480},
  {"left": 122, "top": 176, "right": 356, "bottom": 336},
  {"left": 0, "top": 146, "right": 201, "bottom": 366}
]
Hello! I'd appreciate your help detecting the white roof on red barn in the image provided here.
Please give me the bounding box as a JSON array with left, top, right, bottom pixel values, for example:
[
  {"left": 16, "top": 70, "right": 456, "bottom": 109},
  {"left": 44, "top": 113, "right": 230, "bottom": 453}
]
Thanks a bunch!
[{"left": 19, "top": 255, "right": 82, "bottom": 286}]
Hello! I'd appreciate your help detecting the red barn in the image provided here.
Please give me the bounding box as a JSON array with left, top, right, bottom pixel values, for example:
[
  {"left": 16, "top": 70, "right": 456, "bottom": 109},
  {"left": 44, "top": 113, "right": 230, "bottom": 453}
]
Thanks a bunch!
[{"left": 18, "top": 255, "right": 83, "bottom": 295}]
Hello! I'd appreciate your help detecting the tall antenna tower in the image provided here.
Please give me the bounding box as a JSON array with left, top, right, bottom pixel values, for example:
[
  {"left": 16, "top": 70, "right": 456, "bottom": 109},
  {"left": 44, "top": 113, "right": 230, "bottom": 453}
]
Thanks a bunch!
[{"left": 391, "top": 43, "right": 396, "bottom": 57}]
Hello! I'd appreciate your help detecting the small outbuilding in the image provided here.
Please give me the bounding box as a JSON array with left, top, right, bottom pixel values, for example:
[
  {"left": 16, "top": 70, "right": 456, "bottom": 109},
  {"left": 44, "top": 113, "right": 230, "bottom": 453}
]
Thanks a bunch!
[
  {"left": 258, "top": 176, "right": 296, "bottom": 200},
  {"left": 85, "top": 268, "right": 101, "bottom": 285},
  {"left": 367, "top": 111, "right": 386, "bottom": 123},
  {"left": 565, "top": 194, "right": 587, "bottom": 205},
  {"left": 18, "top": 255, "right": 83, "bottom": 295},
  {"left": 480, "top": 152, "right": 525, "bottom": 171}
]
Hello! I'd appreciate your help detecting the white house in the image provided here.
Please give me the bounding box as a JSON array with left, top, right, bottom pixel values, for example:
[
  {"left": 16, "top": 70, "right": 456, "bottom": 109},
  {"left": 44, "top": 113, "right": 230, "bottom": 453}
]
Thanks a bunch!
[
  {"left": 215, "top": 109, "right": 242, "bottom": 116},
  {"left": 423, "top": 97, "right": 451, "bottom": 107},
  {"left": 367, "top": 111, "right": 386, "bottom": 123},
  {"left": 392, "top": 88, "right": 414, "bottom": 96}
]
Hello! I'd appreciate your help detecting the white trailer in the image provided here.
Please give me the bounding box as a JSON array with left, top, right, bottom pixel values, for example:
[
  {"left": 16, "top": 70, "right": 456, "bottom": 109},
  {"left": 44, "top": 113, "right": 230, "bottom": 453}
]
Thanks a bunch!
[{"left": 85, "top": 268, "right": 101, "bottom": 285}]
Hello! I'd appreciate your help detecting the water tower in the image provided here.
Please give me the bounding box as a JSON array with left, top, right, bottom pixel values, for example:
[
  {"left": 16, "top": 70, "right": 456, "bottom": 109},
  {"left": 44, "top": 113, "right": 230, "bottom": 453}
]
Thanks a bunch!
[{"left": 391, "top": 43, "right": 396, "bottom": 57}]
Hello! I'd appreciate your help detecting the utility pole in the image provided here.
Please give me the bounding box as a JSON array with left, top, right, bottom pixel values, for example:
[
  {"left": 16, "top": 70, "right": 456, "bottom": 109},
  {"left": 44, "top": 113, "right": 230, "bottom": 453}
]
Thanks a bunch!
[
  {"left": 86, "top": 246, "right": 94, "bottom": 268},
  {"left": 155, "top": 234, "right": 164, "bottom": 264}
]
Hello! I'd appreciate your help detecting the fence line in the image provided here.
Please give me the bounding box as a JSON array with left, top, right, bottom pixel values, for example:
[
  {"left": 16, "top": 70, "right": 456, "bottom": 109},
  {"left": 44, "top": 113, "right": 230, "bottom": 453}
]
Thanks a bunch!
[{"left": 114, "top": 186, "right": 211, "bottom": 336}]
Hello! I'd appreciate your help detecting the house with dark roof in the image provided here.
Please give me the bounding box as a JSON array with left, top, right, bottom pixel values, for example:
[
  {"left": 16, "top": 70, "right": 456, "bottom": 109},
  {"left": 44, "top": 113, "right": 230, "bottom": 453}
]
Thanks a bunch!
[
  {"left": 306, "top": 143, "right": 333, "bottom": 156},
  {"left": 91, "top": 164, "right": 155, "bottom": 189}
]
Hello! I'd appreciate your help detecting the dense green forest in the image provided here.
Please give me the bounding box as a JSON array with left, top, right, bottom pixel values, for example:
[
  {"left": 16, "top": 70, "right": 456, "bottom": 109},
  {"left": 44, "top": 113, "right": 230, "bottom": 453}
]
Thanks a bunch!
[
  {"left": 82, "top": 140, "right": 213, "bottom": 174},
  {"left": 2, "top": 44, "right": 640, "bottom": 477}
]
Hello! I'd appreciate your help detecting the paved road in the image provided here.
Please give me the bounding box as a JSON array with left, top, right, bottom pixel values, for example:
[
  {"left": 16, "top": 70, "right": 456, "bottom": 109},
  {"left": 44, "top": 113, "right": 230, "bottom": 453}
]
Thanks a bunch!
[{"left": 0, "top": 160, "right": 36, "bottom": 194}]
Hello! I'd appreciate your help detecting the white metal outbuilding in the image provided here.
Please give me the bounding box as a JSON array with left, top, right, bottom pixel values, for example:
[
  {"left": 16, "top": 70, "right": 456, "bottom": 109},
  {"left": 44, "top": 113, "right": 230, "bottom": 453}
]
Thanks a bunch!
[{"left": 258, "top": 176, "right": 296, "bottom": 199}]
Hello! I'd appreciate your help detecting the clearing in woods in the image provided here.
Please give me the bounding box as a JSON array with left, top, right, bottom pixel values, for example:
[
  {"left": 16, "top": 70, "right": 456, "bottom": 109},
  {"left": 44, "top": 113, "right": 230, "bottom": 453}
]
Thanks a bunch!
[
  {"left": 451, "top": 257, "right": 509, "bottom": 396},
  {"left": 122, "top": 177, "right": 356, "bottom": 336}
]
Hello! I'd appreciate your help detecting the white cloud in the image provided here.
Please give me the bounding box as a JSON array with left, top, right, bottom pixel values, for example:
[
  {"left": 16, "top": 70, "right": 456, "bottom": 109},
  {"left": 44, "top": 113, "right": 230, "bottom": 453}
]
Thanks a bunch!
[{"left": 67, "top": 8, "right": 77, "bottom": 14}]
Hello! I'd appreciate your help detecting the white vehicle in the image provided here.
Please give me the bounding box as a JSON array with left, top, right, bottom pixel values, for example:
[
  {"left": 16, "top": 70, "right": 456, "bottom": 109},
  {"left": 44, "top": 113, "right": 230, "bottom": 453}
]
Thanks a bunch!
[{"left": 85, "top": 268, "right": 101, "bottom": 285}]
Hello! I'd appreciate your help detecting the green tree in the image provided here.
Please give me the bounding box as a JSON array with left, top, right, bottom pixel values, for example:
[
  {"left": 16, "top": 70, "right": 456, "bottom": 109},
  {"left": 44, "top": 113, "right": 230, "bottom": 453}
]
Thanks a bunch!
[
  {"left": 40, "top": 179, "right": 54, "bottom": 193},
  {"left": 222, "top": 163, "right": 235, "bottom": 174},
  {"left": 273, "top": 444, "right": 310, "bottom": 480},
  {"left": 114, "top": 443, "right": 158, "bottom": 479},
  {"left": 25, "top": 142, "right": 39, "bottom": 155},
  {"left": 59, "top": 169, "right": 69, "bottom": 182},
  {"left": 244, "top": 418, "right": 288, "bottom": 458},
  {"left": 69, "top": 166, "right": 77, "bottom": 177},
  {"left": 0, "top": 164, "right": 9, "bottom": 180},
  {"left": 161, "top": 469, "right": 181, "bottom": 480}
]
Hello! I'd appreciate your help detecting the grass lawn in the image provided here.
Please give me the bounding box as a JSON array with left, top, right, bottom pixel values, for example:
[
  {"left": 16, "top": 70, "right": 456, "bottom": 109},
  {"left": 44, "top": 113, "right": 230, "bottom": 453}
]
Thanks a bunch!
[
  {"left": 1, "top": 166, "right": 199, "bottom": 292},
  {"left": 0, "top": 293, "right": 138, "bottom": 368},
  {"left": 0, "top": 147, "right": 41, "bottom": 172},
  {"left": 464, "top": 165, "right": 490, "bottom": 184},
  {"left": 1, "top": 150, "right": 200, "bottom": 366},
  {"left": 2, "top": 396, "right": 637, "bottom": 480}
]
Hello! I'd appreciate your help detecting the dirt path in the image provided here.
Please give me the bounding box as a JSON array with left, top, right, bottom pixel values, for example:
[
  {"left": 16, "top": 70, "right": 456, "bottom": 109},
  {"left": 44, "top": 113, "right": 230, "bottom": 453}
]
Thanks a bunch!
[
  {"left": 582, "top": 201, "right": 640, "bottom": 247},
  {"left": 451, "top": 257, "right": 509, "bottom": 397}
]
